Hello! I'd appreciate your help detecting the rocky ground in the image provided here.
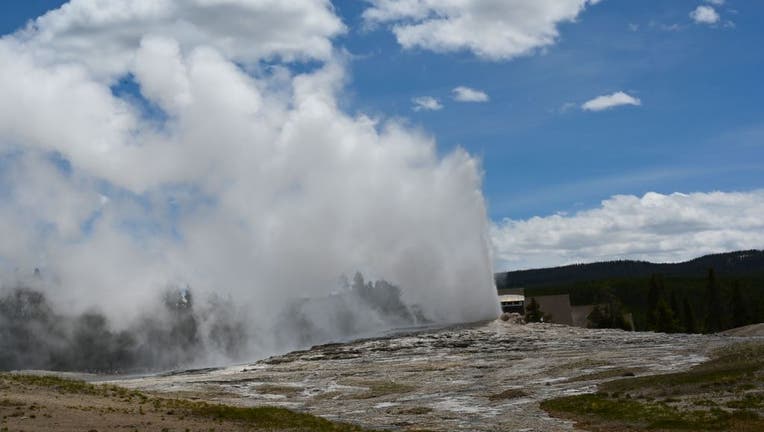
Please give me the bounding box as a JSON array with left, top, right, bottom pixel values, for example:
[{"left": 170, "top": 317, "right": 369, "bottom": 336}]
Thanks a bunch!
[{"left": 103, "top": 319, "right": 745, "bottom": 431}]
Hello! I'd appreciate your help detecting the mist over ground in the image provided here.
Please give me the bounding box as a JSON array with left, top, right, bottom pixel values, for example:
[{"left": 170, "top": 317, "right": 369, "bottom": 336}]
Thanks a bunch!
[
  {"left": 0, "top": 274, "right": 427, "bottom": 372},
  {"left": 0, "top": 0, "right": 499, "bottom": 372}
]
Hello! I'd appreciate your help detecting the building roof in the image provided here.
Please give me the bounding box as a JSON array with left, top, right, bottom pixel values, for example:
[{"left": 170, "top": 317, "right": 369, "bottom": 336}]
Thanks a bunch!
[{"left": 498, "top": 294, "right": 525, "bottom": 303}]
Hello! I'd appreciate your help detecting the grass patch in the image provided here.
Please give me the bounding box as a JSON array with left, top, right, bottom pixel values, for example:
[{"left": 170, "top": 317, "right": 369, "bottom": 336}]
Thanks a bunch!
[
  {"left": 169, "top": 400, "right": 369, "bottom": 431},
  {"left": 542, "top": 393, "right": 736, "bottom": 430},
  {"left": 1, "top": 373, "right": 146, "bottom": 401},
  {"left": 727, "top": 393, "right": 764, "bottom": 410},
  {"left": 599, "top": 343, "right": 764, "bottom": 398},
  {"left": 2, "top": 374, "right": 103, "bottom": 395},
  {"left": 541, "top": 342, "right": 764, "bottom": 431}
]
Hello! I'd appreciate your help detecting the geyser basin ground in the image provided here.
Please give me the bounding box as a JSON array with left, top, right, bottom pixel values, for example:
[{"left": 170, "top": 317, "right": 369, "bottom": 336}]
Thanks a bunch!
[{"left": 100, "top": 320, "right": 742, "bottom": 431}]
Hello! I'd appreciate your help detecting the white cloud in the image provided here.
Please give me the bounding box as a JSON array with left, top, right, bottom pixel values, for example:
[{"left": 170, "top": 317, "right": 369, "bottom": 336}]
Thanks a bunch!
[
  {"left": 0, "top": 1, "right": 499, "bottom": 363},
  {"left": 661, "top": 23, "right": 683, "bottom": 32},
  {"left": 12, "top": 0, "right": 346, "bottom": 80},
  {"left": 582, "top": 91, "right": 641, "bottom": 111},
  {"left": 706, "top": 0, "right": 724, "bottom": 6},
  {"left": 559, "top": 102, "right": 578, "bottom": 113},
  {"left": 491, "top": 190, "right": 764, "bottom": 271},
  {"left": 452, "top": 86, "right": 489, "bottom": 103},
  {"left": 690, "top": 5, "right": 720, "bottom": 24},
  {"left": 412, "top": 96, "right": 443, "bottom": 111},
  {"left": 362, "top": 0, "right": 603, "bottom": 61}
]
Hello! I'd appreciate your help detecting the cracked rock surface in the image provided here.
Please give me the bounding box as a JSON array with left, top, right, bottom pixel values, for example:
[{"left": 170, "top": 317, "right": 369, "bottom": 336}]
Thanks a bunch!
[{"left": 107, "top": 320, "right": 737, "bottom": 431}]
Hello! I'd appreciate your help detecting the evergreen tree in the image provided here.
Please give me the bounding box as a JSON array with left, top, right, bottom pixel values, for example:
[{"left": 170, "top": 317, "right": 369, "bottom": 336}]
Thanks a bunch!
[
  {"left": 525, "top": 297, "right": 544, "bottom": 323},
  {"left": 704, "top": 268, "right": 722, "bottom": 333},
  {"left": 730, "top": 281, "right": 750, "bottom": 328},
  {"left": 655, "top": 298, "right": 679, "bottom": 333},
  {"left": 670, "top": 291, "right": 681, "bottom": 323},
  {"left": 646, "top": 274, "right": 666, "bottom": 330},
  {"left": 753, "top": 300, "right": 764, "bottom": 327},
  {"left": 682, "top": 297, "right": 697, "bottom": 333},
  {"left": 587, "top": 305, "right": 606, "bottom": 328},
  {"left": 605, "top": 295, "right": 632, "bottom": 331},
  {"left": 586, "top": 300, "right": 632, "bottom": 331}
]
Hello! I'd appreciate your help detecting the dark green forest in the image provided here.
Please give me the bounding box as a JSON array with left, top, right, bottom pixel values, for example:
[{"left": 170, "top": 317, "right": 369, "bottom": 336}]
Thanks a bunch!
[{"left": 496, "top": 250, "right": 764, "bottom": 333}]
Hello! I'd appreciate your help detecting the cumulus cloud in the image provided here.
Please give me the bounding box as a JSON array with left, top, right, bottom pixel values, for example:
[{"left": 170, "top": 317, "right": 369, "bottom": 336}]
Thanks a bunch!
[
  {"left": 452, "top": 86, "right": 489, "bottom": 103},
  {"left": 412, "top": 96, "right": 444, "bottom": 111},
  {"left": 491, "top": 190, "right": 764, "bottom": 271},
  {"left": 582, "top": 91, "right": 641, "bottom": 111},
  {"left": 0, "top": 0, "right": 499, "bottom": 367},
  {"left": 362, "top": 0, "right": 603, "bottom": 61},
  {"left": 13, "top": 0, "right": 346, "bottom": 80},
  {"left": 690, "top": 5, "right": 720, "bottom": 24}
]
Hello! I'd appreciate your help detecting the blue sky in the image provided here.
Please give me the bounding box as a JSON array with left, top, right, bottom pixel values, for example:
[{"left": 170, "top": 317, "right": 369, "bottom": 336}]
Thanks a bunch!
[
  {"left": 2, "top": 1, "right": 761, "bottom": 221},
  {"left": 334, "top": 0, "right": 764, "bottom": 220}
]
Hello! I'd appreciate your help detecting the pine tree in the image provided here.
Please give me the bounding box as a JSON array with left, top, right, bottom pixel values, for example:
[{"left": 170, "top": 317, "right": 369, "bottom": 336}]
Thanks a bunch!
[
  {"left": 655, "top": 298, "right": 679, "bottom": 333},
  {"left": 682, "top": 297, "right": 697, "bottom": 333},
  {"left": 704, "top": 268, "right": 722, "bottom": 333},
  {"left": 587, "top": 305, "right": 607, "bottom": 328},
  {"left": 670, "top": 291, "right": 681, "bottom": 323},
  {"left": 647, "top": 274, "right": 661, "bottom": 329},
  {"left": 730, "top": 281, "right": 749, "bottom": 329},
  {"left": 525, "top": 297, "right": 543, "bottom": 323}
]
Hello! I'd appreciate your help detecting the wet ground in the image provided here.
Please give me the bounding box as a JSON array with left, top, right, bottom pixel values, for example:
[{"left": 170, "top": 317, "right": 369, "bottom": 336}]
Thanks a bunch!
[{"left": 105, "top": 320, "right": 741, "bottom": 431}]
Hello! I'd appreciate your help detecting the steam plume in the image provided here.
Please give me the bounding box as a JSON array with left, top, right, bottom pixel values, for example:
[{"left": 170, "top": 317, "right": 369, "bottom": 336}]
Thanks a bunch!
[{"left": 0, "top": 0, "right": 498, "bottom": 371}]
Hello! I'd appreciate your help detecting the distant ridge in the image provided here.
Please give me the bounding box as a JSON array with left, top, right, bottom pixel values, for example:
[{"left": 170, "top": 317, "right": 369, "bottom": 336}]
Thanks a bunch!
[{"left": 495, "top": 250, "right": 764, "bottom": 290}]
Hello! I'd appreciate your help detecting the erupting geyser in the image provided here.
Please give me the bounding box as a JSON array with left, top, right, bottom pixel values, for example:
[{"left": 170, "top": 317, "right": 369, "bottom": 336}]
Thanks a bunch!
[{"left": 0, "top": 0, "right": 499, "bottom": 372}]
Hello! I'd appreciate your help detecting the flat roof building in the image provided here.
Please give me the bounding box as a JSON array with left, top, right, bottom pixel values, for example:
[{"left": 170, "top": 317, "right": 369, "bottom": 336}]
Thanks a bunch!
[{"left": 498, "top": 294, "right": 525, "bottom": 314}]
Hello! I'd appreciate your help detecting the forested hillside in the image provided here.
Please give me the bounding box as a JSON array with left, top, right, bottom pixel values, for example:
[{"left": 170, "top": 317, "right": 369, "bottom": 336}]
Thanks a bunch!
[{"left": 495, "top": 250, "right": 764, "bottom": 332}]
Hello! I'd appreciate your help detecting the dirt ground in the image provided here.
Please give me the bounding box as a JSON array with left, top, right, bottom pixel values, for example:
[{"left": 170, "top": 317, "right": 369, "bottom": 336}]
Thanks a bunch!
[
  {"left": 0, "top": 377, "right": 240, "bottom": 431},
  {"left": 0, "top": 374, "right": 366, "bottom": 432}
]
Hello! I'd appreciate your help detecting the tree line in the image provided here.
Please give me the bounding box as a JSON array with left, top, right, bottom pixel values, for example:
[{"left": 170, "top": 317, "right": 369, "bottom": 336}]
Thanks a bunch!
[
  {"left": 521, "top": 267, "right": 763, "bottom": 334},
  {"left": 498, "top": 250, "right": 764, "bottom": 290},
  {"left": 641, "top": 269, "right": 755, "bottom": 334}
]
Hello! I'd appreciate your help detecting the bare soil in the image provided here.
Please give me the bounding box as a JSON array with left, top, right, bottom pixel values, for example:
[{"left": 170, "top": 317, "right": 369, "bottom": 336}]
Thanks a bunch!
[
  {"left": 0, "top": 377, "right": 221, "bottom": 432},
  {"left": 0, "top": 374, "right": 367, "bottom": 432}
]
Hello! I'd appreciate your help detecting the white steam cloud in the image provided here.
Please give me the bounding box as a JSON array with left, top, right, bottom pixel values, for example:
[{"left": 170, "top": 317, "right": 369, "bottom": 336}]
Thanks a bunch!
[{"left": 0, "top": 0, "right": 498, "bottom": 368}]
